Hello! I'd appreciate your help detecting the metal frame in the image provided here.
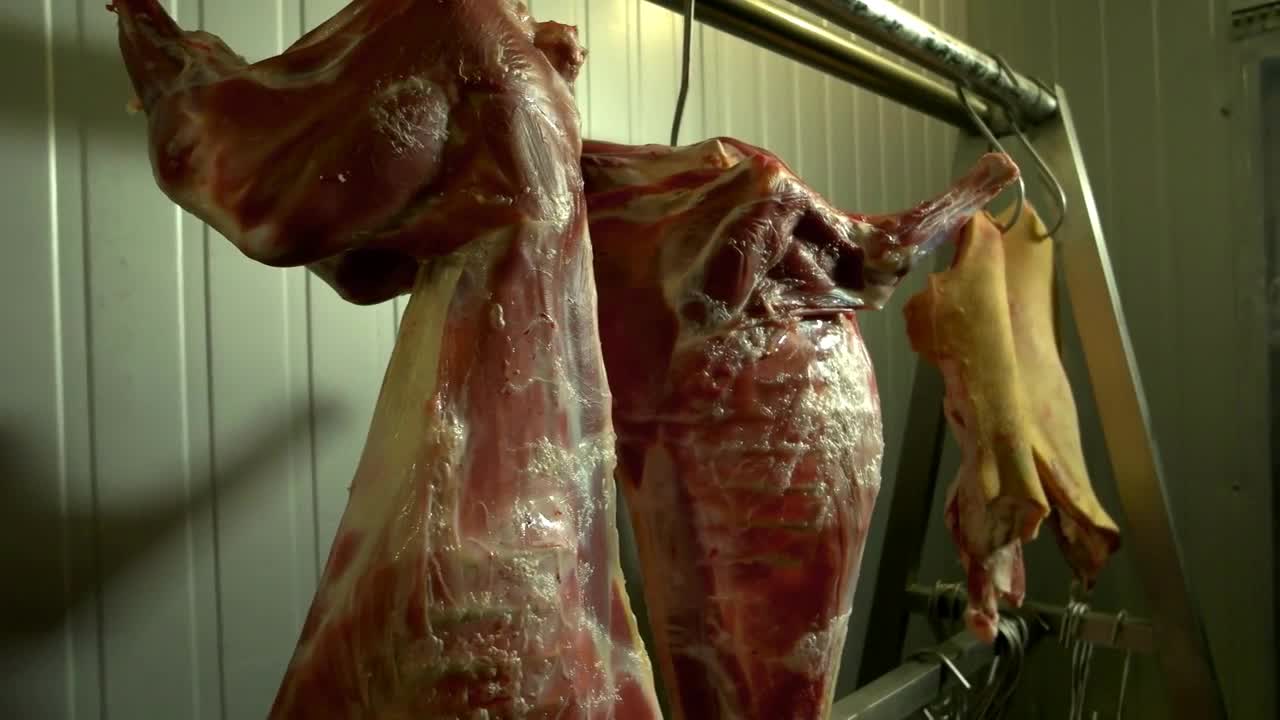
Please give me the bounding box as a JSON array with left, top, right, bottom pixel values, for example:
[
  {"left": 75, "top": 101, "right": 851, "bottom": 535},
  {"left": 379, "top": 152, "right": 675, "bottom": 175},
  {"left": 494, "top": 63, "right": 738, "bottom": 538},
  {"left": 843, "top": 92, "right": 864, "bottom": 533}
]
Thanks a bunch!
[
  {"left": 854, "top": 91, "right": 1228, "bottom": 720},
  {"left": 902, "top": 584, "right": 1154, "bottom": 655},
  {"left": 1032, "top": 86, "right": 1225, "bottom": 720},
  {"left": 829, "top": 630, "right": 1041, "bottom": 720},
  {"left": 641, "top": 0, "right": 1004, "bottom": 132},
  {"left": 633, "top": 0, "right": 1229, "bottom": 717}
]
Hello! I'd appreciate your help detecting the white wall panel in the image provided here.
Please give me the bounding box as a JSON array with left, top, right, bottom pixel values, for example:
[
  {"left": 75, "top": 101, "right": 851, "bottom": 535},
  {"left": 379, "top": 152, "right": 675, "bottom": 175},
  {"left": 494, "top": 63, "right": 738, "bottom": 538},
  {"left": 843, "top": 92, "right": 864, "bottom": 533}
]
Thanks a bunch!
[{"left": 1, "top": 0, "right": 969, "bottom": 716}]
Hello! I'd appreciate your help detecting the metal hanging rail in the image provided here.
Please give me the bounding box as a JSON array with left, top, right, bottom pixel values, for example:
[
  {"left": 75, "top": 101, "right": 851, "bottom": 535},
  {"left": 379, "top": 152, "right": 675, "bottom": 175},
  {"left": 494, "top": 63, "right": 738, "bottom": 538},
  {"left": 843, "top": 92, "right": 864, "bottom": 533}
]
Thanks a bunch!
[
  {"left": 787, "top": 0, "right": 1058, "bottom": 122},
  {"left": 641, "top": 0, "right": 1005, "bottom": 132}
]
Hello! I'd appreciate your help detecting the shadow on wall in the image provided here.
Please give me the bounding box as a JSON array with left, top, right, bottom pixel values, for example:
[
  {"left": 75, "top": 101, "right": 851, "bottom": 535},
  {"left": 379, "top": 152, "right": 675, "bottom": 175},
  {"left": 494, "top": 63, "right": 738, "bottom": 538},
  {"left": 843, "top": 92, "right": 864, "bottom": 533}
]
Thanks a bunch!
[
  {"left": 0, "top": 17, "right": 141, "bottom": 142},
  {"left": 0, "top": 399, "right": 344, "bottom": 710}
]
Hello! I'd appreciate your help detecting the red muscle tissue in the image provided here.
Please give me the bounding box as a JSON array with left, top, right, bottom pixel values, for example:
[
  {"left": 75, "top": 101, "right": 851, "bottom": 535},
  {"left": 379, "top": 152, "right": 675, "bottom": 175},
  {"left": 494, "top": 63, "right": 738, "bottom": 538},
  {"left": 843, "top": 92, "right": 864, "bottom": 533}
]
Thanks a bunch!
[
  {"left": 580, "top": 138, "right": 1017, "bottom": 719},
  {"left": 112, "top": 0, "right": 663, "bottom": 717},
  {"left": 110, "top": 0, "right": 1023, "bottom": 717}
]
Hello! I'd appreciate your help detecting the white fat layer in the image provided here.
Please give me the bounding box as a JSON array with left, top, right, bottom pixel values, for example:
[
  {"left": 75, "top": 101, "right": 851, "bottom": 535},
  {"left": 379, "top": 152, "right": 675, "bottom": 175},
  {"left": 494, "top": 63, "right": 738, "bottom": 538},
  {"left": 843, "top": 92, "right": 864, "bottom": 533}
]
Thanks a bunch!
[
  {"left": 782, "top": 610, "right": 851, "bottom": 676},
  {"left": 305, "top": 240, "right": 469, "bottom": 627}
]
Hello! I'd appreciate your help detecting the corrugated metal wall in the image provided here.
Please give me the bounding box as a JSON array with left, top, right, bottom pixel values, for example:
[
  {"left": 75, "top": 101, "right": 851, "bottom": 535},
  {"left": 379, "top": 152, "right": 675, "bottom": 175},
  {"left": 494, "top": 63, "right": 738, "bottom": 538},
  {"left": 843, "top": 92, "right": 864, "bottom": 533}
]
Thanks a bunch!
[
  {"left": 905, "top": 1, "right": 1275, "bottom": 719},
  {"left": 0, "top": 1, "right": 968, "bottom": 717}
]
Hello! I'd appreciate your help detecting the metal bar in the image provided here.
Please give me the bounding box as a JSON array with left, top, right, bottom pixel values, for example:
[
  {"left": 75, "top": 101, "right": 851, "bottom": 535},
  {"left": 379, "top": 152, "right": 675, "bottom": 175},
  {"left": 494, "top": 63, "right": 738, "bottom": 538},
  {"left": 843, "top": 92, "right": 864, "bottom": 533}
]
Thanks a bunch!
[
  {"left": 1034, "top": 86, "right": 1227, "bottom": 720},
  {"left": 640, "top": 0, "right": 1003, "bottom": 132},
  {"left": 832, "top": 628, "right": 1044, "bottom": 720},
  {"left": 902, "top": 584, "right": 1156, "bottom": 655},
  {"left": 1231, "top": 2, "right": 1280, "bottom": 43},
  {"left": 786, "top": 0, "right": 1058, "bottom": 123},
  {"left": 854, "top": 134, "right": 985, "bottom": 689}
]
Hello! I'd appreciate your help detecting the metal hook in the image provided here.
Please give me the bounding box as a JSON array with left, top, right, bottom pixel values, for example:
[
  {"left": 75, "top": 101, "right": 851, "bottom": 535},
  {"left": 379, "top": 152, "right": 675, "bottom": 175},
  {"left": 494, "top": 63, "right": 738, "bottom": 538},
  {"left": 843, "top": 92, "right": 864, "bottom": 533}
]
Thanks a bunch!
[
  {"left": 992, "top": 55, "right": 1068, "bottom": 238},
  {"left": 968, "top": 615, "right": 1027, "bottom": 720},
  {"left": 1109, "top": 610, "right": 1127, "bottom": 646},
  {"left": 1111, "top": 611, "right": 1133, "bottom": 720},
  {"left": 911, "top": 648, "right": 972, "bottom": 691},
  {"left": 670, "top": 0, "right": 697, "bottom": 146},
  {"left": 956, "top": 82, "right": 1025, "bottom": 234},
  {"left": 1060, "top": 599, "right": 1096, "bottom": 720}
]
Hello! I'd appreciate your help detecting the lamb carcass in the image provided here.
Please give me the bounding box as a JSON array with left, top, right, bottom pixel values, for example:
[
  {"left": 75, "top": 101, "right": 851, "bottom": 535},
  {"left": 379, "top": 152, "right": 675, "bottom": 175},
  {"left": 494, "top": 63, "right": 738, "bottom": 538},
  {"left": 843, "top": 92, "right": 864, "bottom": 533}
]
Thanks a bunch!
[
  {"left": 579, "top": 138, "right": 1019, "bottom": 719},
  {"left": 111, "top": 0, "right": 664, "bottom": 717},
  {"left": 903, "top": 205, "right": 1121, "bottom": 642}
]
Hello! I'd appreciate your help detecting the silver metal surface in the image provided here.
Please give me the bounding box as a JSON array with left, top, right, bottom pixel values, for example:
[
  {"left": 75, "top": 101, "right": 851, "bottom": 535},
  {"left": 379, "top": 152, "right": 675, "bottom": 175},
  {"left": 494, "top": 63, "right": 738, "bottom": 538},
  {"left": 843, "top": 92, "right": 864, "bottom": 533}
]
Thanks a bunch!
[
  {"left": 1035, "top": 86, "right": 1227, "bottom": 720},
  {"left": 832, "top": 630, "right": 1041, "bottom": 720},
  {"left": 786, "top": 0, "right": 1058, "bottom": 122},
  {"left": 640, "top": 0, "right": 1003, "bottom": 132},
  {"left": 903, "top": 584, "right": 1156, "bottom": 655}
]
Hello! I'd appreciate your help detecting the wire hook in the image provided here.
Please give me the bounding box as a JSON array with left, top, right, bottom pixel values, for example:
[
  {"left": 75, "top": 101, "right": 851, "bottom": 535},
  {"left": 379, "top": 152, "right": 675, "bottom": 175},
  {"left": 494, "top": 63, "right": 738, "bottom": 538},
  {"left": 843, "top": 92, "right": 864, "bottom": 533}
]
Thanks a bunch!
[
  {"left": 911, "top": 647, "right": 972, "bottom": 691},
  {"left": 956, "top": 82, "right": 1025, "bottom": 234},
  {"left": 992, "top": 55, "right": 1068, "bottom": 238},
  {"left": 1061, "top": 599, "right": 1096, "bottom": 720},
  {"left": 670, "top": 0, "right": 697, "bottom": 146},
  {"left": 1108, "top": 610, "right": 1126, "bottom": 646},
  {"left": 1110, "top": 611, "right": 1133, "bottom": 720}
]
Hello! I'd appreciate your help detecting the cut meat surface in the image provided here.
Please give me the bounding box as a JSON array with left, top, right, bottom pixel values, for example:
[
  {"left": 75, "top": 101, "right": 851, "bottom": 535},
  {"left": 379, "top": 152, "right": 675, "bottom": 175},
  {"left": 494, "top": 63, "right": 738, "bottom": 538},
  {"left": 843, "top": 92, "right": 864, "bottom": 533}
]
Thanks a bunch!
[
  {"left": 580, "top": 138, "right": 1020, "bottom": 720},
  {"left": 111, "top": 0, "right": 663, "bottom": 717},
  {"left": 903, "top": 205, "right": 1121, "bottom": 643},
  {"left": 113, "top": 0, "right": 590, "bottom": 271}
]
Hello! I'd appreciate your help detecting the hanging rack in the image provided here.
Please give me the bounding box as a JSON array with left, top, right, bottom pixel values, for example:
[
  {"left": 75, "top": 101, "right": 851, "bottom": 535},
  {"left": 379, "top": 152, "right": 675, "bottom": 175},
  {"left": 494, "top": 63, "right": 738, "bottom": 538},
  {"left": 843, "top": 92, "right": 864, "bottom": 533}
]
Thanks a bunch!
[
  {"left": 828, "top": 630, "right": 1024, "bottom": 720},
  {"left": 638, "top": 1, "right": 1227, "bottom": 718},
  {"left": 642, "top": 0, "right": 1005, "bottom": 132},
  {"left": 902, "top": 584, "right": 1155, "bottom": 655}
]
